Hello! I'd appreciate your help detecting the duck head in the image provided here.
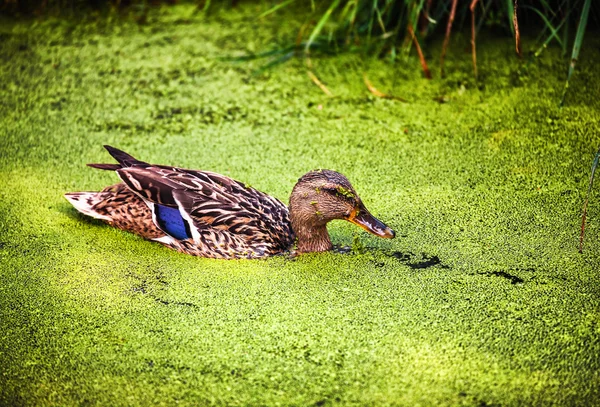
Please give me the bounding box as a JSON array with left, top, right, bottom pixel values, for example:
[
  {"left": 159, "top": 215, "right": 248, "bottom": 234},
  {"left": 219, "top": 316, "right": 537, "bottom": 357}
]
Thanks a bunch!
[{"left": 289, "top": 169, "right": 395, "bottom": 253}]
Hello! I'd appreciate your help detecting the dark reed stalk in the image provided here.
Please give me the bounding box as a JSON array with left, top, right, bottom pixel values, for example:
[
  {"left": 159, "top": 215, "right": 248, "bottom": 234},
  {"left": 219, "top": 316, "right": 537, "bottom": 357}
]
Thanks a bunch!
[
  {"left": 470, "top": 0, "right": 480, "bottom": 79},
  {"left": 513, "top": 0, "right": 521, "bottom": 56},
  {"left": 408, "top": 24, "right": 432, "bottom": 79},
  {"left": 579, "top": 145, "right": 600, "bottom": 253},
  {"left": 560, "top": 0, "right": 591, "bottom": 106},
  {"left": 440, "top": 0, "right": 458, "bottom": 77}
]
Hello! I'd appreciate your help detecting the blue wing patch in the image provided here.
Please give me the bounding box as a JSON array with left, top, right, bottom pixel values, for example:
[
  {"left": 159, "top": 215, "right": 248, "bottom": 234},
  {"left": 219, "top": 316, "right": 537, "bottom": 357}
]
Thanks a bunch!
[{"left": 154, "top": 204, "right": 192, "bottom": 240}]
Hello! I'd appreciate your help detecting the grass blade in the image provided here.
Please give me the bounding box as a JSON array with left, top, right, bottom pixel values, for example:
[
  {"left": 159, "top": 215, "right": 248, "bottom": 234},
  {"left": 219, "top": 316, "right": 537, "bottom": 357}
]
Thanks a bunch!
[
  {"left": 252, "top": 51, "right": 296, "bottom": 76},
  {"left": 305, "top": 0, "right": 341, "bottom": 53},
  {"left": 475, "top": 0, "right": 493, "bottom": 36},
  {"left": 366, "top": 0, "right": 376, "bottom": 45},
  {"left": 560, "top": 0, "right": 591, "bottom": 106},
  {"left": 505, "top": 0, "right": 515, "bottom": 35},
  {"left": 193, "top": 0, "right": 210, "bottom": 15},
  {"left": 522, "top": 5, "right": 564, "bottom": 47},
  {"left": 579, "top": 145, "right": 600, "bottom": 253},
  {"left": 258, "top": 0, "right": 297, "bottom": 19},
  {"left": 342, "top": 0, "right": 358, "bottom": 42},
  {"left": 407, "top": 0, "right": 426, "bottom": 38},
  {"left": 530, "top": 15, "right": 568, "bottom": 59}
]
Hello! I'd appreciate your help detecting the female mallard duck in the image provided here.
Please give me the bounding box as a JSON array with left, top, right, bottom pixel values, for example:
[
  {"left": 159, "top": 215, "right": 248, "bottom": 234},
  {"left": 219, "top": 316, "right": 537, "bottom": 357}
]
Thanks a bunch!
[{"left": 65, "top": 145, "right": 395, "bottom": 258}]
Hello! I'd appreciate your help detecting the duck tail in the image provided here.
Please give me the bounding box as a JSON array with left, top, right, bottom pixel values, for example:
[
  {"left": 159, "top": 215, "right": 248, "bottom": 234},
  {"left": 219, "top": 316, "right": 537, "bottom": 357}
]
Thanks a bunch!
[
  {"left": 87, "top": 163, "right": 121, "bottom": 170},
  {"left": 64, "top": 192, "right": 112, "bottom": 221},
  {"left": 87, "top": 145, "right": 146, "bottom": 170}
]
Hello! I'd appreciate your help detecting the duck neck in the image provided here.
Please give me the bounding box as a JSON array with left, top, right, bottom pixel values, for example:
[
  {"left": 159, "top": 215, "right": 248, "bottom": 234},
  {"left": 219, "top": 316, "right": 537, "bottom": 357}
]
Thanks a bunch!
[{"left": 290, "top": 219, "right": 332, "bottom": 253}]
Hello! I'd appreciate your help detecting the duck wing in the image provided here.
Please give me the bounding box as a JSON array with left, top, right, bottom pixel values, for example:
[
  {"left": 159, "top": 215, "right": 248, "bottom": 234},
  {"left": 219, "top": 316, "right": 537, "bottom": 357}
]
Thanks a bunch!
[{"left": 116, "top": 165, "right": 293, "bottom": 256}]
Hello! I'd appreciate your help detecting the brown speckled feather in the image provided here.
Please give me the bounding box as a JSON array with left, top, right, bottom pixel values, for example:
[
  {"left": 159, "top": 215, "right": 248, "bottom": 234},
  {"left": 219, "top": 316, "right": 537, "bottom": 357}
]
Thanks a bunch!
[
  {"left": 67, "top": 147, "right": 294, "bottom": 258},
  {"left": 118, "top": 166, "right": 294, "bottom": 258}
]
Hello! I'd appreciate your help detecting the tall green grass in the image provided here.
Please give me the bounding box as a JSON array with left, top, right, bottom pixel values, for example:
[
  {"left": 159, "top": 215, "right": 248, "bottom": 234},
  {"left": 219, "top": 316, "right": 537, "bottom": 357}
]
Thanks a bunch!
[
  {"left": 255, "top": 0, "right": 595, "bottom": 103},
  {"left": 1, "top": 0, "right": 596, "bottom": 103},
  {"left": 560, "top": 0, "right": 591, "bottom": 106}
]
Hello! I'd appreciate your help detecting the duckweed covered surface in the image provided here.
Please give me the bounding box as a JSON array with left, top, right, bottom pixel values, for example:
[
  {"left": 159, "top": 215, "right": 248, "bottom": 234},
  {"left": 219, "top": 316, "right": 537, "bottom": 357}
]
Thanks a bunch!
[{"left": 1, "top": 5, "right": 600, "bottom": 406}]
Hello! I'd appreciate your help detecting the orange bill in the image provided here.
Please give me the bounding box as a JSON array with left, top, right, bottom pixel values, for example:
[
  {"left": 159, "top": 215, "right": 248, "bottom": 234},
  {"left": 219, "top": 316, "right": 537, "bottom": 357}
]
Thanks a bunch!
[{"left": 348, "top": 203, "right": 395, "bottom": 239}]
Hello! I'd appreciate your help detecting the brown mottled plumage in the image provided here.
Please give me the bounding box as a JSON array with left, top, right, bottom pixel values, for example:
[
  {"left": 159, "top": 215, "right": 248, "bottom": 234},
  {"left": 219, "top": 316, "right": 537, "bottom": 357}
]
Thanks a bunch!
[{"left": 65, "top": 146, "right": 394, "bottom": 258}]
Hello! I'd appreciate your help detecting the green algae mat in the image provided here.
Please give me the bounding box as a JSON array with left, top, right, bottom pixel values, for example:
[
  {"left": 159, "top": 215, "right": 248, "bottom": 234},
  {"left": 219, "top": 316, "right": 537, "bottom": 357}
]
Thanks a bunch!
[{"left": 1, "top": 5, "right": 600, "bottom": 406}]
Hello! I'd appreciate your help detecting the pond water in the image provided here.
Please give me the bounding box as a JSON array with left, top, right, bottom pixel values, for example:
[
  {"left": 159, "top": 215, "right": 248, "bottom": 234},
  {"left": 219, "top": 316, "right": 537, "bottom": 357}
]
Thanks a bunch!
[{"left": 1, "top": 4, "right": 599, "bottom": 406}]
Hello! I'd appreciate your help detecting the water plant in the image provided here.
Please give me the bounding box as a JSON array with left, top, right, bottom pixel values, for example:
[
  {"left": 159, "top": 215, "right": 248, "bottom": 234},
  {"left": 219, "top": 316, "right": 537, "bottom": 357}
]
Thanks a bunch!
[
  {"left": 254, "top": 0, "right": 595, "bottom": 102},
  {"left": 559, "top": 0, "right": 591, "bottom": 106},
  {"left": 3, "top": 0, "right": 594, "bottom": 102}
]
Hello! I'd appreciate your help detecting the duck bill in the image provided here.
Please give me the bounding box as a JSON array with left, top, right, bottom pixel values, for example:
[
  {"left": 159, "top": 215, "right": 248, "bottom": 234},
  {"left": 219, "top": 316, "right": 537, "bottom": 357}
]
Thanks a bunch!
[{"left": 348, "top": 204, "right": 395, "bottom": 239}]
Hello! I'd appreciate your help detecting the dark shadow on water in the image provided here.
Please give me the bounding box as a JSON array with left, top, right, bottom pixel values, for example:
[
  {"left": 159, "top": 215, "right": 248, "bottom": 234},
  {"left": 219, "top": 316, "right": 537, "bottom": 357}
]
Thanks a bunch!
[
  {"left": 129, "top": 272, "right": 198, "bottom": 308},
  {"left": 331, "top": 245, "right": 452, "bottom": 270},
  {"left": 153, "top": 297, "right": 198, "bottom": 308},
  {"left": 480, "top": 270, "right": 528, "bottom": 284},
  {"left": 389, "top": 251, "right": 451, "bottom": 269}
]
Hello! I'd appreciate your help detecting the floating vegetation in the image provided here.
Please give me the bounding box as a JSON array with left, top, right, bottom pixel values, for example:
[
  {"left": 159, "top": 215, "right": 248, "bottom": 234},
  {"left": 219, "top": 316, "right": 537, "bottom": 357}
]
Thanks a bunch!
[
  {"left": 579, "top": 145, "right": 600, "bottom": 253},
  {"left": 480, "top": 270, "right": 525, "bottom": 285}
]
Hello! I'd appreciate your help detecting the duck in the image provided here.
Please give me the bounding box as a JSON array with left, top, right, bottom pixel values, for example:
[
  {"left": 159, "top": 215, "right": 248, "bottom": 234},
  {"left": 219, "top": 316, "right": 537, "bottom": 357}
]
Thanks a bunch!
[{"left": 65, "top": 145, "right": 395, "bottom": 259}]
